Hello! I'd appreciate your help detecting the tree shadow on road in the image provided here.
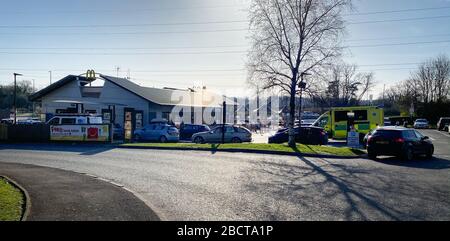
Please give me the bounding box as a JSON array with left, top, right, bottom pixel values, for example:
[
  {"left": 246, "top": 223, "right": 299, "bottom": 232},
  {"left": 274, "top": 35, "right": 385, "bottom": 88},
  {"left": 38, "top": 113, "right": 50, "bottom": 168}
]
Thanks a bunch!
[
  {"left": 241, "top": 154, "right": 447, "bottom": 220},
  {"left": 372, "top": 156, "right": 450, "bottom": 170}
]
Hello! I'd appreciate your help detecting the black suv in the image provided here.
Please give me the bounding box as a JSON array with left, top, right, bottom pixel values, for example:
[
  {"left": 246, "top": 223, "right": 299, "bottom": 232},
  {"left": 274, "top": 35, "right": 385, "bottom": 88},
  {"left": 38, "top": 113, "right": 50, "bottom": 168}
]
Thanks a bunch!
[{"left": 366, "top": 127, "right": 434, "bottom": 160}]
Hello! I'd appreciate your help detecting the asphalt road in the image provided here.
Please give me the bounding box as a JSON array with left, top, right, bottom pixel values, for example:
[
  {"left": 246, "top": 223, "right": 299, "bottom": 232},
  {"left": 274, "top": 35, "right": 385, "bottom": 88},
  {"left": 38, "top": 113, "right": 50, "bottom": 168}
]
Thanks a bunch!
[{"left": 0, "top": 129, "right": 449, "bottom": 221}]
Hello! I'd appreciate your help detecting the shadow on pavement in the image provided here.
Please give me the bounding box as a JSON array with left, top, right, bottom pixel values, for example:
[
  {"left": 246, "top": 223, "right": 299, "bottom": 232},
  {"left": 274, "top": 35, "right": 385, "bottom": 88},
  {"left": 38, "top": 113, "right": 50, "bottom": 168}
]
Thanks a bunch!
[
  {"left": 372, "top": 156, "right": 450, "bottom": 170},
  {"left": 0, "top": 143, "right": 115, "bottom": 156},
  {"left": 241, "top": 149, "right": 450, "bottom": 220}
]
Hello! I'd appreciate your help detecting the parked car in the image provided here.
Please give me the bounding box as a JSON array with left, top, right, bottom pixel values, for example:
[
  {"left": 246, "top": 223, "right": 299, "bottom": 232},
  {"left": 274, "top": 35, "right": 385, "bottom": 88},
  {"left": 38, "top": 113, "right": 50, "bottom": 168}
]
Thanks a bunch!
[
  {"left": 437, "top": 117, "right": 450, "bottom": 131},
  {"left": 413, "top": 119, "right": 429, "bottom": 129},
  {"left": 134, "top": 123, "right": 179, "bottom": 143},
  {"left": 179, "top": 124, "right": 210, "bottom": 140},
  {"left": 46, "top": 115, "right": 103, "bottom": 125},
  {"left": 268, "top": 126, "right": 328, "bottom": 145},
  {"left": 191, "top": 125, "right": 252, "bottom": 144},
  {"left": 383, "top": 117, "right": 392, "bottom": 126},
  {"left": 366, "top": 127, "right": 434, "bottom": 161}
]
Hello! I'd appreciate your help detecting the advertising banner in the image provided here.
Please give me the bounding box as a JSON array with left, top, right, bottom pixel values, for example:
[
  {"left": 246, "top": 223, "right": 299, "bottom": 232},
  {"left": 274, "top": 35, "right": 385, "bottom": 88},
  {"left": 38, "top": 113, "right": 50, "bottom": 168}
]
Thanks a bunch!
[{"left": 50, "top": 125, "right": 109, "bottom": 141}]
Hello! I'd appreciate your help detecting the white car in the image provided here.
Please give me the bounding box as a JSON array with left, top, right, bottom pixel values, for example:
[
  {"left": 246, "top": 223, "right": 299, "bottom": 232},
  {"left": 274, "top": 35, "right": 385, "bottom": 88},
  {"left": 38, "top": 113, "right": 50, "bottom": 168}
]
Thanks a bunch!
[
  {"left": 414, "top": 119, "right": 429, "bottom": 129},
  {"left": 47, "top": 115, "right": 103, "bottom": 125}
]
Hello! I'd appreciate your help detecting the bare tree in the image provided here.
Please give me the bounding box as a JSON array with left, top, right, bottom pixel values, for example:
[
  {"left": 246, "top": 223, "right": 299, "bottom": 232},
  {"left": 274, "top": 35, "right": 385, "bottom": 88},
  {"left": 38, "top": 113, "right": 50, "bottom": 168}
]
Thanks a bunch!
[
  {"left": 248, "top": 0, "right": 351, "bottom": 147},
  {"left": 307, "top": 62, "right": 374, "bottom": 107},
  {"left": 410, "top": 54, "right": 450, "bottom": 103}
]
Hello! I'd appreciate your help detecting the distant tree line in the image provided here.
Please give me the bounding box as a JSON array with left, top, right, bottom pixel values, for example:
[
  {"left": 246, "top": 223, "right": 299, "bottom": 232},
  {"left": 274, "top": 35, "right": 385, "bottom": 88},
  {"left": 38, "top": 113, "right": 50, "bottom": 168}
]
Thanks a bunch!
[
  {"left": 0, "top": 80, "right": 34, "bottom": 112},
  {"left": 383, "top": 54, "right": 450, "bottom": 123}
]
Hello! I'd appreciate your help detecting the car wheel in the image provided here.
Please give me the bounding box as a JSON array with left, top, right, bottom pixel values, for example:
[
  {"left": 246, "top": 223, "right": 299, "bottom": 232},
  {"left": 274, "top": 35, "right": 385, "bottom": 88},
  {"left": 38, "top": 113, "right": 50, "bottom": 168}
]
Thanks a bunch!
[
  {"left": 159, "top": 136, "right": 167, "bottom": 143},
  {"left": 367, "top": 150, "right": 377, "bottom": 160},
  {"left": 194, "top": 136, "right": 204, "bottom": 144},
  {"left": 426, "top": 146, "right": 434, "bottom": 159},
  {"left": 403, "top": 147, "right": 414, "bottom": 161},
  {"left": 231, "top": 137, "right": 242, "bottom": 143}
]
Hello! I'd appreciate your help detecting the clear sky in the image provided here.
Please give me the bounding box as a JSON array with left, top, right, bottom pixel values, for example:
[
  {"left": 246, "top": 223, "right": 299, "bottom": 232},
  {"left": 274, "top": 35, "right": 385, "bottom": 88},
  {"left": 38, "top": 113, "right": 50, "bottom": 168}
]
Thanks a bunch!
[{"left": 0, "top": 0, "right": 449, "bottom": 98}]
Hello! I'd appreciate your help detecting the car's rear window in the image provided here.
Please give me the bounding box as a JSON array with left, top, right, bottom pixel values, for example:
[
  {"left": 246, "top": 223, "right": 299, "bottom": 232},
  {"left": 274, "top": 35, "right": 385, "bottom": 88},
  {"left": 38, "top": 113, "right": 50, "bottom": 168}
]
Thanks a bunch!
[{"left": 372, "top": 130, "right": 402, "bottom": 138}]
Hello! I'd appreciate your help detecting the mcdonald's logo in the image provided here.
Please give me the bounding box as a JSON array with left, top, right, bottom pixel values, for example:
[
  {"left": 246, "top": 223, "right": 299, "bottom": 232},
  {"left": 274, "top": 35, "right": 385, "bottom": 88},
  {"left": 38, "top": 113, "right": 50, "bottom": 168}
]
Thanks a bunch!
[{"left": 86, "top": 69, "right": 96, "bottom": 80}]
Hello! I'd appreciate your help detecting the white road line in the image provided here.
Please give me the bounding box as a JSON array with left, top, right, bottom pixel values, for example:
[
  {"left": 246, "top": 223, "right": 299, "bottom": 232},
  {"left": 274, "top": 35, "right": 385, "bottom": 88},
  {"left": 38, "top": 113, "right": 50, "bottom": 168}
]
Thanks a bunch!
[{"left": 434, "top": 130, "right": 450, "bottom": 139}]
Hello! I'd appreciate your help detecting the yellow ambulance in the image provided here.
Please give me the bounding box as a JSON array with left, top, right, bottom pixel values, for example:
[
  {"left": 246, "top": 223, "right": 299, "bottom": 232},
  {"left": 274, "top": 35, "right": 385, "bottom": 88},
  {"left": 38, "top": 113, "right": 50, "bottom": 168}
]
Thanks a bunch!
[{"left": 312, "top": 106, "right": 384, "bottom": 139}]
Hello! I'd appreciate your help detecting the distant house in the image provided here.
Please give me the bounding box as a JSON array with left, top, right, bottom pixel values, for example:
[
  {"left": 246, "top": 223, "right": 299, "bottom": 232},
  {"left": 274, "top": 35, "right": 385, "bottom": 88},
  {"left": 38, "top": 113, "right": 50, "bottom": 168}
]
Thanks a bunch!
[{"left": 29, "top": 74, "right": 235, "bottom": 129}]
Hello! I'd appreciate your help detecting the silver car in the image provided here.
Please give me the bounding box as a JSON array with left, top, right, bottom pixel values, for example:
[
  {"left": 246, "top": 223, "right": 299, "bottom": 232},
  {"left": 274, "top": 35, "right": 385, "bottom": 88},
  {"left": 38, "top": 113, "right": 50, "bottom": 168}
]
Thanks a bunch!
[
  {"left": 191, "top": 125, "right": 252, "bottom": 144},
  {"left": 414, "top": 119, "right": 429, "bottom": 129},
  {"left": 134, "top": 123, "right": 179, "bottom": 142}
]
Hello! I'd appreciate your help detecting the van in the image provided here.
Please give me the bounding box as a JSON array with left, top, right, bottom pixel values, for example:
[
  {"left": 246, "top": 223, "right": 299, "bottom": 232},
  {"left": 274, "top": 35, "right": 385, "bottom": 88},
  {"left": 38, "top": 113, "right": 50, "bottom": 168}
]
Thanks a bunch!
[
  {"left": 437, "top": 117, "right": 450, "bottom": 131},
  {"left": 312, "top": 106, "right": 384, "bottom": 139},
  {"left": 46, "top": 115, "right": 103, "bottom": 125}
]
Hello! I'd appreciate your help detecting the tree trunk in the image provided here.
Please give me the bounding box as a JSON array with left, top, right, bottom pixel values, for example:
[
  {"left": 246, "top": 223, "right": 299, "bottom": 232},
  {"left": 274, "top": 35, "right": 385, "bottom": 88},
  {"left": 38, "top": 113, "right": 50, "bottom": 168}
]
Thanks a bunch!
[{"left": 288, "top": 78, "right": 297, "bottom": 148}]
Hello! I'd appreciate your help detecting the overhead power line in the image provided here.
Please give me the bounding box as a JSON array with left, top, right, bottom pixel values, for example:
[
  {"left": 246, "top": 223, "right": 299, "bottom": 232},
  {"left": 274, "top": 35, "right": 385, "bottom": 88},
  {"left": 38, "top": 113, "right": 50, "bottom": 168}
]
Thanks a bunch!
[
  {"left": 0, "top": 28, "right": 251, "bottom": 36},
  {"left": 0, "top": 40, "right": 448, "bottom": 56},
  {"left": 1, "top": 13, "right": 450, "bottom": 29},
  {"left": 0, "top": 4, "right": 247, "bottom": 14},
  {"left": 0, "top": 50, "right": 247, "bottom": 55},
  {"left": 349, "top": 15, "right": 450, "bottom": 25},
  {"left": 345, "top": 6, "right": 450, "bottom": 16},
  {"left": 345, "top": 33, "right": 450, "bottom": 42},
  {"left": 346, "top": 39, "right": 450, "bottom": 48},
  {"left": 0, "top": 20, "right": 249, "bottom": 29},
  {"left": 0, "top": 45, "right": 248, "bottom": 50}
]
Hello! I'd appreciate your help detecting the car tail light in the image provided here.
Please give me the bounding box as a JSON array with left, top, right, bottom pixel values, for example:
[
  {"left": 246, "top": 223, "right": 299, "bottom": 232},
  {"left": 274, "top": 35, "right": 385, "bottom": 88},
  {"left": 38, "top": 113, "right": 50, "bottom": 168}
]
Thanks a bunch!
[
  {"left": 394, "top": 138, "right": 404, "bottom": 143},
  {"left": 367, "top": 136, "right": 373, "bottom": 143}
]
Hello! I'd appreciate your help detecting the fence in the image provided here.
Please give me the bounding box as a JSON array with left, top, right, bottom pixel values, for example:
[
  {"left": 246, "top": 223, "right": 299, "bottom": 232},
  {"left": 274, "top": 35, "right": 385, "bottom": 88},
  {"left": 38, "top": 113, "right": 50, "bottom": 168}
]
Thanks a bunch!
[{"left": 0, "top": 124, "right": 50, "bottom": 142}]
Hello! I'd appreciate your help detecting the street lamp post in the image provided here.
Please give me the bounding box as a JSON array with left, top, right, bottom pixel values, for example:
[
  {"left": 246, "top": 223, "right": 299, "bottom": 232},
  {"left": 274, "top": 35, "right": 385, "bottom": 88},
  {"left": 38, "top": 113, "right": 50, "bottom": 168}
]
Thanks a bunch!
[
  {"left": 298, "top": 72, "right": 311, "bottom": 125},
  {"left": 222, "top": 99, "right": 227, "bottom": 144},
  {"left": 13, "top": 73, "right": 23, "bottom": 124}
]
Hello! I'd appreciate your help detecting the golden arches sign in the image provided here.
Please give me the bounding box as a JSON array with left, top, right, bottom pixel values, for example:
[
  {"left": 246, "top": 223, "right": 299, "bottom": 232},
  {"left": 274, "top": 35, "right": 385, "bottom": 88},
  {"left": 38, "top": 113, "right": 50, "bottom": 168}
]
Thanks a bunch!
[{"left": 86, "top": 69, "right": 96, "bottom": 80}]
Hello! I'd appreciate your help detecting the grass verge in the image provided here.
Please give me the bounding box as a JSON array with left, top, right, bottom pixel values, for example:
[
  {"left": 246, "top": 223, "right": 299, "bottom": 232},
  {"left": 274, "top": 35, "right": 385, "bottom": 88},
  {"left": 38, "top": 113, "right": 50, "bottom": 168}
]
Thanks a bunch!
[
  {"left": 121, "top": 143, "right": 365, "bottom": 156},
  {"left": 0, "top": 177, "right": 24, "bottom": 221}
]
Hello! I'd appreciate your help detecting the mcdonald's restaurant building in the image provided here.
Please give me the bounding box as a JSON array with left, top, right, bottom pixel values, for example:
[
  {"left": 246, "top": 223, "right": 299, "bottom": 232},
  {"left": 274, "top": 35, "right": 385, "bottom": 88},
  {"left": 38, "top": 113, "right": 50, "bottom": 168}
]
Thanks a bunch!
[{"left": 29, "top": 72, "right": 234, "bottom": 136}]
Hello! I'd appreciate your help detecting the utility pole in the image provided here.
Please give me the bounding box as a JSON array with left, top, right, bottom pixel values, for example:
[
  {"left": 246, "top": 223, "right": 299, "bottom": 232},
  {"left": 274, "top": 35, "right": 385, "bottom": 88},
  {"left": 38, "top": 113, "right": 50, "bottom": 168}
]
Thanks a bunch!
[
  {"left": 13, "top": 73, "right": 23, "bottom": 124},
  {"left": 49, "top": 71, "right": 52, "bottom": 85}
]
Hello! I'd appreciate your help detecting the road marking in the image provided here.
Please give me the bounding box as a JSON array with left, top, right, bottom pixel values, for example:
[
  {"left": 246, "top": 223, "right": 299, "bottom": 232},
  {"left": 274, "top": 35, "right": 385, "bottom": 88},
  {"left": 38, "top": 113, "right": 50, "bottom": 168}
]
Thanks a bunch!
[{"left": 434, "top": 130, "right": 450, "bottom": 139}]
